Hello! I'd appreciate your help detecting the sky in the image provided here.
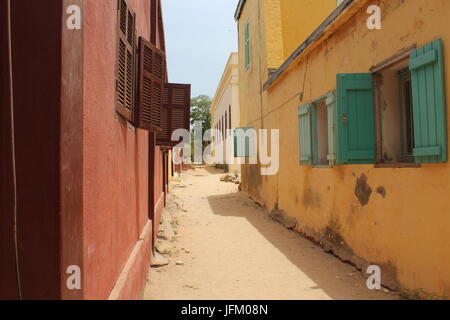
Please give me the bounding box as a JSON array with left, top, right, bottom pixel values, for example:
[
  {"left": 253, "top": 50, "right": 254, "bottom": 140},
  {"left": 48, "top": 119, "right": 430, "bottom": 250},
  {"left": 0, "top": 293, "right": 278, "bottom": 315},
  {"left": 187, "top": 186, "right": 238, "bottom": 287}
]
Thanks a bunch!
[{"left": 161, "top": 0, "right": 238, "bottom": 99}]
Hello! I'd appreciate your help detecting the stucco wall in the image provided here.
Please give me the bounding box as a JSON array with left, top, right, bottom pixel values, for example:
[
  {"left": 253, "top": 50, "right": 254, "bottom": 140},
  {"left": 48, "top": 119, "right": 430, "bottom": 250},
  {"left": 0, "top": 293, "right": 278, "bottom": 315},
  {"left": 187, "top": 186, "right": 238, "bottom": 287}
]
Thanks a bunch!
[
  {"left": 212, "top": 53, "right": 241, "bottom": 173},
  {"left": 280, "top": 0, "right": 337, "bottom": 59},
  {"left": 239, "top": 0, "right": 450, "bottom": 297},
  {"left": 81, "top": 0, "right": 163, "bottom": 299}
]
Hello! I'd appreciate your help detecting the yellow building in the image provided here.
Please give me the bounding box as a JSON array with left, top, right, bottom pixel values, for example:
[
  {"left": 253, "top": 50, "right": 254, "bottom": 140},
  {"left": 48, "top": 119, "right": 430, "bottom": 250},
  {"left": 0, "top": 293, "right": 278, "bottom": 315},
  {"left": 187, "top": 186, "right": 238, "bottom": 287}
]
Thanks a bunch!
[{"left": 236, "top": 0, "right": 450, "bottom": 298}]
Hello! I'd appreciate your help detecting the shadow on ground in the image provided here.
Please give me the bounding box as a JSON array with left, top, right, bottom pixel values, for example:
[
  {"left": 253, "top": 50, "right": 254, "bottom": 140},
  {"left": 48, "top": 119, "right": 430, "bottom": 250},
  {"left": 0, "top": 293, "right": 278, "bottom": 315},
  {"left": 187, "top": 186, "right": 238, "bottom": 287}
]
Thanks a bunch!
[{"left": 207, "top": 192, "right": 391, "bottom": 300}]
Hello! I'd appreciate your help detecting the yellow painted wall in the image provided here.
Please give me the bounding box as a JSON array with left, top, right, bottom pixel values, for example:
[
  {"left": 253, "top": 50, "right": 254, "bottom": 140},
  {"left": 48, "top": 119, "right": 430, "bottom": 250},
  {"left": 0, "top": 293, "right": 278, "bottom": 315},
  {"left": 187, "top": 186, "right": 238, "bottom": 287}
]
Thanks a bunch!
[
  {"left": 238, "top": 0, "right": 450, "bottom": 298},
  {"left": 280, "top": 0, "right": 337, "bottom": 58},
  {"left": 263, "top": 0, "right": 285, "bottom": 69},
  {"left": 237, "top": 0, "right": 266, "bottom": 131}
]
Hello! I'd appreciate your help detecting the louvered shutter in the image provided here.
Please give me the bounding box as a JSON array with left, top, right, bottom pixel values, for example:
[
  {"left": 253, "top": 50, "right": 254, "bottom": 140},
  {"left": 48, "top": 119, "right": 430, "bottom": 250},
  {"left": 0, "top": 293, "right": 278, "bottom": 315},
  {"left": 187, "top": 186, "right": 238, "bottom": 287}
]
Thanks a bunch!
[
  {"left": 336, "top": 73, "right": 376, "bottom": 165},
  {"left": 157, "top": 84, "right": 191, "bottom": 147},
  {"left": 298, "top": 104, "right": 313, "bottom": 165},
  {"left": 234, "top": 127, "right": 255, "bottom": 158},
  {"left": 326, "top": 92, "right": 337, "bottom": 166},
  {"left": 136, "top": 37, "right": 166, "bottom": 131},
  {"left": 115, "top": 0, "right": 136, "bottom": 122},
  {"left": 409, "top": 39, "right": 448, "bottom": 163}
]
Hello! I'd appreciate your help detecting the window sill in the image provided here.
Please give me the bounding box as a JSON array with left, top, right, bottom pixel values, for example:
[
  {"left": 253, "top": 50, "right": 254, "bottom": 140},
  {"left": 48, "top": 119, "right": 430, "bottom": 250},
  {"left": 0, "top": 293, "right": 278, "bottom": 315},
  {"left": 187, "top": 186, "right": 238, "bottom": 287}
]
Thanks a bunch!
[
  {"left": 374, "top": 163, "right": 421, "bottom": 169},
  {"left": 313, "top": 165, "right": 333, "bottom": 169}
]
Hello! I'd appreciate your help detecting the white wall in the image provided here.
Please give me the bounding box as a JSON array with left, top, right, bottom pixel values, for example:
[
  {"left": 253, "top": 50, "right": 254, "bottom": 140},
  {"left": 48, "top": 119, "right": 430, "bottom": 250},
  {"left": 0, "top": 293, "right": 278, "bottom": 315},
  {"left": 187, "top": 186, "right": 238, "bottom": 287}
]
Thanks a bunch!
[{"left": 211, "top": 53, "right": 241, "bottom": 173}]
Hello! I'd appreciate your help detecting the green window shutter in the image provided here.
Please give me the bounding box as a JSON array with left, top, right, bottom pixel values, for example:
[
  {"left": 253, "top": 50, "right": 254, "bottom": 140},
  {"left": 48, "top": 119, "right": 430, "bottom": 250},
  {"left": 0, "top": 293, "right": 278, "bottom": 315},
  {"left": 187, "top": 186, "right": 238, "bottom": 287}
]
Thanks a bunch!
[
  {"left": 298, "top": 104, "right": 313, "bottom": 165},
  {"left": 234, "top": 127, "right": 254, "bottom": 157},
  {"left": 234, "top": 133, "right": 238, "bottom": 158},
  {"left": 245, "top": 22, "right": 250, "bottom": 68},
  {"left": 336, "top": 73, "right": 376, "bottom": 165},
  {"left": 409, "top": 39, "right": 448, "bottom": 163},
  {"left": 326, "top": 92, "right": 337, "bottom": 166}
]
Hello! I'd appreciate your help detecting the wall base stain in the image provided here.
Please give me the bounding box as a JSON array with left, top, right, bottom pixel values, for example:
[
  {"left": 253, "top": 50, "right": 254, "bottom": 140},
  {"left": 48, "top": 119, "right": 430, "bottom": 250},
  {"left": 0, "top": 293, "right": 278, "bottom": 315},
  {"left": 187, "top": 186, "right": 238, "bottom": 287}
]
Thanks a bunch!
[
  {"left": 246, "top": 193, "right": 403, "bottom": 294},
  {"left": 242, "top": 164, "right": 262, "bottom": 200},
  {"left": 268, "top": 208, "right": 297, "bottom": 230}
]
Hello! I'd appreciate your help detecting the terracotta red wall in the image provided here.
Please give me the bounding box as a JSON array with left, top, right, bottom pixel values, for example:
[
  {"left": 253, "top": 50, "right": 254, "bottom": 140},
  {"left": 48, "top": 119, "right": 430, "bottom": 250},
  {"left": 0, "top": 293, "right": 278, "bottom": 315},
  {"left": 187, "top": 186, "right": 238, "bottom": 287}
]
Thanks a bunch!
[
  {"left": 81, "top": 0, "right": 164, "bottom": 299},
  {"left": 0, "top": 0, "right": 62, "bottom": 299}
]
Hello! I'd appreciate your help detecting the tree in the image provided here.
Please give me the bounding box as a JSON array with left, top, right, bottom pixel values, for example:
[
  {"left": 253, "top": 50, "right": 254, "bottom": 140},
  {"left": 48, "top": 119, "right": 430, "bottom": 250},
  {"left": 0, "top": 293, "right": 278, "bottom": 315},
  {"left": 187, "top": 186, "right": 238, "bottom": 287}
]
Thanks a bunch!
[
  {"left": 190, "top": 95, "right": 212, "bottom": 132},
  {"left": 190, "top": 95, "right": 212, "bottom": 161}
]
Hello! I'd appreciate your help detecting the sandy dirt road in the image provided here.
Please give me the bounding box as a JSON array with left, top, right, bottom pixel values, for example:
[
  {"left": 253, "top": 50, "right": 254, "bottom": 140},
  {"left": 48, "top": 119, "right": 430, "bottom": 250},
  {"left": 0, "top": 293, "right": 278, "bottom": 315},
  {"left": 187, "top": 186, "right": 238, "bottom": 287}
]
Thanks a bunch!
[{"left": 143, "top": 166, "right": 395, "bottom": 300}]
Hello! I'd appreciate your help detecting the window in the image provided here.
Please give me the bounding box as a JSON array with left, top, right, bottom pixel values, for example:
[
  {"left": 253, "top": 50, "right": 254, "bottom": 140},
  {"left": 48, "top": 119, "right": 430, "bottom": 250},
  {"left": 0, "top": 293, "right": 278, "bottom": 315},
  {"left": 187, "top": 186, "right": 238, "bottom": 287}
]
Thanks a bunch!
[
  {"left": 156, "top": 84, "right": 191, "bottom": 147},
  {"left": 225, "top": 111, "right": 228, "bottom": 134},
  {"left": 234, "top": 127, "right": 255, "bottom": 158},
  {"left": 373, "top": 39, "right": 447, "bottom": 165},
  {"left": 298, "top": 92, "right": 336, "bottom": 167},
  {"left": 229, "top": 105, "right": 232, "bottom": 129},
  {"left": 244, "top": 22, "right": 250, "bottom": 69},
  {"left": 136, "top": 37, "right": 166, "bottom": 131},
  {"left": 400, "top": 69, "right": 415, "bottom": 160},
  {"left": 222, "top": 116, "right": 225, "bottom": 140},
  {"left": 374, "top": 61, "right": 414, "bottom": 163},
  {"left": 115, "top": 0, "right": 169, "bottom": 132},
  {"left": 115, "top": 0, "right": 136, "bottom": 122},
  {"left": 298, "top": 39, "right": 447, "bottom": 167}
]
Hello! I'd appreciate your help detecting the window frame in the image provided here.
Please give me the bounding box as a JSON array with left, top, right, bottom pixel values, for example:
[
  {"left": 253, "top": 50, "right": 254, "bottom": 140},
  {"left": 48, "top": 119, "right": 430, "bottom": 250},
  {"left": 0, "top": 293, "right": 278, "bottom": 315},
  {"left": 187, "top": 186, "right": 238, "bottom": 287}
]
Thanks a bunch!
[
  {"left": 298, "top": 91, "right": 337, "bottom": 168},
  {"left": 234, "top": 127, "right": 255, "bottom": 158},
  {"left": 398, "top": 68, "right": 415, "bottom": 163}
]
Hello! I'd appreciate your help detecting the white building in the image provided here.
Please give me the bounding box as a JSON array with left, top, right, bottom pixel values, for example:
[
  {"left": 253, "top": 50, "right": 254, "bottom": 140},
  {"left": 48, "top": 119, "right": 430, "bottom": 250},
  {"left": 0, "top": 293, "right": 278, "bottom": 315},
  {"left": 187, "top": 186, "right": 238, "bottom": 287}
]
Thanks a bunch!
[{"left": 211, "top": 52, "right": 240, "bottom": 174}]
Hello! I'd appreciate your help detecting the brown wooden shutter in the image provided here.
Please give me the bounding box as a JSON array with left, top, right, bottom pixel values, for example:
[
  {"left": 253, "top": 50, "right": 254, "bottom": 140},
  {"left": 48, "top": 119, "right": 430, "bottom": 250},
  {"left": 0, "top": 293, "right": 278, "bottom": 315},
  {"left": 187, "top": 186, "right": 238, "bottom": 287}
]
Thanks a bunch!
[
  {"left": 136, "top": 37, "right": 166, "bottom": 131},
  {"left": 115, "top": 0, "right": 136, "bottom": 122},
  {"left": 157, "top": 84, "right": 191, "bottom": 146}
]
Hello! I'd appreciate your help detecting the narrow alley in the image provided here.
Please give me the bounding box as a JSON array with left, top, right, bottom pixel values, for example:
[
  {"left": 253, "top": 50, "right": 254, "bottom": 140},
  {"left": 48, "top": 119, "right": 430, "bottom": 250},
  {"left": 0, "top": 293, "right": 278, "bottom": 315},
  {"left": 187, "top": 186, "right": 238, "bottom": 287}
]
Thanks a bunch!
[{"left": 144, "top": 167, "right": 395, "bottom": 300}]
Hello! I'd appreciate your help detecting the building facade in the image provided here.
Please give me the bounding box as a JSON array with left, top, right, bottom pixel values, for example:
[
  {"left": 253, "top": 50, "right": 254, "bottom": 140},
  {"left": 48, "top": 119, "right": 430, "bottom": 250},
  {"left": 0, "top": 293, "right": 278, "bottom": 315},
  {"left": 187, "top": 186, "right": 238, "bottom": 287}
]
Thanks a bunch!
[
  {"left": 211, "top": 52, "right": 241, "bottom": 173},
  {"left": 1, "top": 0, "right": 190, "bottom": 299},
  {"left": 236, "top": 0, "right": 450, "bottom": 298}
]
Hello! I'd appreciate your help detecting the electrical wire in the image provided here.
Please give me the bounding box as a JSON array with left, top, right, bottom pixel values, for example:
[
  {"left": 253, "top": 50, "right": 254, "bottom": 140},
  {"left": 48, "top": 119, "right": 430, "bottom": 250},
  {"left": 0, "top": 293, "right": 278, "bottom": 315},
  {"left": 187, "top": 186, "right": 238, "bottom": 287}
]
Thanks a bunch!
[{"left": 7, "top": 0, "right": 22, "bottom": 299}]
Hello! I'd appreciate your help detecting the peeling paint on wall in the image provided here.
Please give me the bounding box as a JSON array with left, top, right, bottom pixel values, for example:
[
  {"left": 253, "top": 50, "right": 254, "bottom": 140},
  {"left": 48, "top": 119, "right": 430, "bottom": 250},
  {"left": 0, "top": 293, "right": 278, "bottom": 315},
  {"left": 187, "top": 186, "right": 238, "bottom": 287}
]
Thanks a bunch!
[
  {"left": 376, "top": 186, "right": 387, "bottom": 198},
  {"left": 355, "top": 174, "right": 372, "bottom": 207}
]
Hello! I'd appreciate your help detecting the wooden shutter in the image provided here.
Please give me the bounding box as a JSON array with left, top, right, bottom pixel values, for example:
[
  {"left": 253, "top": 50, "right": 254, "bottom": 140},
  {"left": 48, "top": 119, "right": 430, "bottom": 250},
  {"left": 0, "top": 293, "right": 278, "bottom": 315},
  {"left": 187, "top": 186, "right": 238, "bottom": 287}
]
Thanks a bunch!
[
  {"left": 336, "top": 73, "right": 376, "bottom": 165},
  {"left": 409, "top": 39, "right": 448, "bottom": 163},
  {"left": 136, "top": 37, "right": 166, "bottom": 131},
  {"left": 326, "top": 92, "right": 337, "bottom": 166},
  {"left": 234, "top": 127, "right": 254, "bottom": 158},
  {"left": 298, "top": 104, "right": 313, "bottom": 165},
  {"left": 115, "top": 0, "right": 136, "bottom": 122},
  {"left": 156, "top": 84, "right": 191, "bottom": 147}
]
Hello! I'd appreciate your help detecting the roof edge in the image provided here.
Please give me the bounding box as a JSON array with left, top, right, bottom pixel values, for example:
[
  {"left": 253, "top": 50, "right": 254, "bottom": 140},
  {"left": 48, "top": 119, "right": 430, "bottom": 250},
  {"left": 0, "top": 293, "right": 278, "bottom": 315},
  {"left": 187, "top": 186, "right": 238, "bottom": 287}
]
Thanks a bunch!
[
  {"left": 212, "top": 53, "right": 239, "bottom": 110},
  {"left": 234, "top": 0, "right": 246, "bottom": 21},
  {"left": 263, "top": 0, "right": 358, "bottom": 90}
]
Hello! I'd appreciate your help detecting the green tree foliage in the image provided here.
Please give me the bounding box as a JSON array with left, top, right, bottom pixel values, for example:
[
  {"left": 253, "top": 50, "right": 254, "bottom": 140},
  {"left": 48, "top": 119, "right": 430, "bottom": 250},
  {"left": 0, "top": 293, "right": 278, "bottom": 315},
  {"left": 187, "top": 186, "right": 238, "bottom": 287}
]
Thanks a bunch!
[
  {"left": 190, "top": 95, "right": 212, "bottom": 133},
  {"left": 190, "top": 95, "right": 212, "bottom": 161}
]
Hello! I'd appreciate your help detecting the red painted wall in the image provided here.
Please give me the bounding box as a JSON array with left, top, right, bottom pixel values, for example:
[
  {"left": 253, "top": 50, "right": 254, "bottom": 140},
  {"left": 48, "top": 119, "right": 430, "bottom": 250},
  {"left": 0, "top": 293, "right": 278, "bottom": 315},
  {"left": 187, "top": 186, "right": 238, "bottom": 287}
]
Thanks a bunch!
[
  {"left": 81, "top": 0, "right": 165, "bottom": 299},
  {"left": 0, "top": 0, "right": 62, "bottom": 299}
]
